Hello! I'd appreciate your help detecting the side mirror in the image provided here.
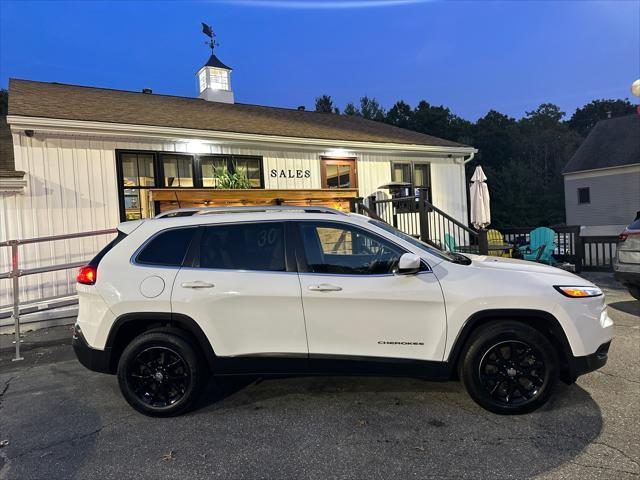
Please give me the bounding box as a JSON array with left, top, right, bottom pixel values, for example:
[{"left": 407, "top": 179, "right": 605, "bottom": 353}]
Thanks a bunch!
[{"left": 397, "top": 253, "right": 421, "bottom": 275}]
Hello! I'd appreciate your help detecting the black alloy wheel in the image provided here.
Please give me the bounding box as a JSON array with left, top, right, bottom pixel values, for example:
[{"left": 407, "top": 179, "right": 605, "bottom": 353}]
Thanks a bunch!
[
  {"left": 117, "top": 332, "right": 204, "bottom": 416},
  {"left": 127, "top": 346, "right": 191, "bottom": 408},
  {"left": 478, "top": 340, "right": 545, "bottom": 405},
  {"left": 459, "top": 321, "right": 558, "bottom": 414}
]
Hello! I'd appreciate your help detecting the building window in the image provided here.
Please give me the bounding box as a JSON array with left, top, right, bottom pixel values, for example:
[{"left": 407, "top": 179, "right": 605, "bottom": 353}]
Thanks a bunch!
[
  {"left": 161, "top": 154, "right": 194, "bottom": 187},
  {"left": 200, "top": 155, "right": 263, "bottom": 188},
  {"left": 116, "top": 150, "right": 264, "bottom": 222},
  {"left": 390, "top": 161, "right": 431, "bottom": 202},
  {"left": 320, "top": 158, "right": 358, "bottom": 189},
  {"left": 118, "top": 152, "right": 156, "bottom": 221},
  {"left": 578, "top": 187, "right": 590, "bottom": 204}
]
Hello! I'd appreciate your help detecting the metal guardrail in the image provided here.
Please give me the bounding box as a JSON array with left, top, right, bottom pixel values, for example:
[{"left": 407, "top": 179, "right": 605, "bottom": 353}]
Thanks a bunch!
[{"left": 0, "top": 228, "right": 117, "bottom": 361}]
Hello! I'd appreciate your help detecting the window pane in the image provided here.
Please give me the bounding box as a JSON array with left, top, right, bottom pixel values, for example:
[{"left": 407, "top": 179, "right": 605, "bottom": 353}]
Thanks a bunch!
[
  {"left": 201, "top": 156, "right": 229, "bottom": 187},
  {"left": 123, "top": 189, "right": 142, "bottom": 220},
  {"left": 233, "top": 157, "right": 262, "bottom": 188},
  {"left": 393, "top": 163, "right": 411, "bottom": 183},
  {"left": 578, "top": 188, "right": 590, "bottom": 204},
  {"left": 136, "top": 228, "right": 196, "bottom": 266},
  {"left": 414, "top": 164, "right": 430, "bottom": 187},
  {"left": 325, "top": 163, "right": 352, "bottom": 189},
  {"left": 200, "top": 223, "right": 285, "bottom": 271},
  {"left": 299, "top": 223, "right": 404, "bottom": 275},
  {"left": 162, "top": 155, "right": 194, "bottom": 187},
  {"left": 137, "top": 155, "right": 155, "bottom": 187},
  {"left": 121, "top": 154, "right": 139, "bottom": 187}
]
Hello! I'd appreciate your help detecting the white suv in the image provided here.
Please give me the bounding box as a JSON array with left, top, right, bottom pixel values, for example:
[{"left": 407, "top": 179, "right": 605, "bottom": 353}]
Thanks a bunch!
[{"left": 73, "top": 207, "right": 613, "bottom": 416}]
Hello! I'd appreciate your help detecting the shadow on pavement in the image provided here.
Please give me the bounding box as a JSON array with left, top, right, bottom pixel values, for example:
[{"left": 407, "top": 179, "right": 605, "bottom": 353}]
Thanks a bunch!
[
  {"left": 185, "top": 375, "right": 603, "bottom": 479},
  {"left": 608, "top": 300, "right": 640, "bottom": 316}
]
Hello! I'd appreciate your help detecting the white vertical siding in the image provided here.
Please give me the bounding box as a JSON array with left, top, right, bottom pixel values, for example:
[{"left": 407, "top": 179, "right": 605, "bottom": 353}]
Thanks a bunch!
[{"left": 0, "top": 131, "right": 468, "bottom": 307}]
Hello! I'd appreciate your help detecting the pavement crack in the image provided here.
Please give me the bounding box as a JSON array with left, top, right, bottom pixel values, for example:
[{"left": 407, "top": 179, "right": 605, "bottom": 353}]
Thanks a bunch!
[
  {"left": 594, "top": 370, "right": 640, "bottom": 385},
  {"left": 568, "top": 460, "right": 639, "bottom": 476},
  {"left": 0, "top": 376, "right": 17, "bottom": 410},
  {"left": 589, "top": 441, "right": 640, "bottom": 470}
]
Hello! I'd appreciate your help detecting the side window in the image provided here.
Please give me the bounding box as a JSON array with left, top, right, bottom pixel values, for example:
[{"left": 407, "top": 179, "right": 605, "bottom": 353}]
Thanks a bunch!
[
  {"left": 136, "top": 228, "right": 196, "bottom": 266},
  {"left": 199, "top": 222, "right": 286, "bottom": 272},
  {"left": 299, "top": 222, "right": 405, "bottom": 275}
]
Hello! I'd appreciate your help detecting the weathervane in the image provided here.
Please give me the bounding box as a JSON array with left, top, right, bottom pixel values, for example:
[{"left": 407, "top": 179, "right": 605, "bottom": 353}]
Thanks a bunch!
[{"left": 201, "top": 22, "right": 219, "bottom": 54}]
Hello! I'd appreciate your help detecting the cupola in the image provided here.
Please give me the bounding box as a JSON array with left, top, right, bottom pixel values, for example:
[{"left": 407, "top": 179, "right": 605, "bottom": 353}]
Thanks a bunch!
[{"left": 197, "top": 23, "right": 234, "bottom": 104}]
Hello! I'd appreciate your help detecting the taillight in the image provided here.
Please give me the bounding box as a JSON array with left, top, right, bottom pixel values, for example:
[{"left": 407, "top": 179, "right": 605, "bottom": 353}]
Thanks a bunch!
[
  {"left": 77, "top": 265, "right": 97, "bottom": 285},
  {"left": 618, "top": 233, "right": 628, "bottom": 242}
]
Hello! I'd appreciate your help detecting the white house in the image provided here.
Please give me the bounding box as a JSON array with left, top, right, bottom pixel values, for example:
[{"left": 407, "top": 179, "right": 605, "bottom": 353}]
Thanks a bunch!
[{"left": 0, "top": 50, "right": 476, "bottom": 311}]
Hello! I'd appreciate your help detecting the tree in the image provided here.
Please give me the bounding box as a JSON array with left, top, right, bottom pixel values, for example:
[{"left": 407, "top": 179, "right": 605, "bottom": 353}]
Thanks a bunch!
[
  {"left": 0, "top": 89, "right": 7, "bottom": 115},
  {"left": 343, "top": 102, "right": 360, "bottom": 116},
  {"left": 385, "top": 100, "right": 414, "bottom": 129},
  {"left": 568, "top": 99, "right": 636, "bottom": 137},
  {"left": 315, "top": 94, "right": 338, "bottom": 114},
  {"left": 359, "top": 96, "right": 385, "bottom": 121}
]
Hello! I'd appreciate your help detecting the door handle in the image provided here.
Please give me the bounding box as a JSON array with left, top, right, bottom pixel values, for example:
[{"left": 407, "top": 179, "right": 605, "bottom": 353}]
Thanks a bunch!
[
  {"left": 181, "top": 281, "right": 215, "bottom": 289},
  {"left": 308, "top": 284, "right": 342, "bottom": 292}
]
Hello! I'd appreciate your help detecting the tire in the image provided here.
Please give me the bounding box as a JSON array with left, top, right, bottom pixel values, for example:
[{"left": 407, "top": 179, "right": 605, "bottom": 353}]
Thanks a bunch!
[
  {"left": 117, "top": 331, "right": 205, "bottom": 417},
  {"left": 627, "top": 285, "right": 640, "bottom": 301},
  {"left": 459, "top": 321, "right": 559, "bottom": 415}
]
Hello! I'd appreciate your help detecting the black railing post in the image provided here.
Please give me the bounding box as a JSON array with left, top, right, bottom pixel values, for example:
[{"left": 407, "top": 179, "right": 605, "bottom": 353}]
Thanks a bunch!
[
  {"left": 349, "top": 196, "right": 364, "bottom": 213},
  {"left": 418, "top": 188, "right": 430, "bottom": 243},
  {"left": 478, "top": 228, "right": 489, "bottom": 255},
  {"left": 575, "top": 232, "right": 584, "bottom": 274}
]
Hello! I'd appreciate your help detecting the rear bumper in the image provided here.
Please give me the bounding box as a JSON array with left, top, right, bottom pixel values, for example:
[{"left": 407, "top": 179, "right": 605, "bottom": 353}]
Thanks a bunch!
[
  {"left": 564, "top": 340, "right": 610, "bottom": 383},
  {"left": 72, "top": 324, "right": 112, "bottom": 374},
  {"left": 614, "top": 270, "right": 640, "bottom": 286}
]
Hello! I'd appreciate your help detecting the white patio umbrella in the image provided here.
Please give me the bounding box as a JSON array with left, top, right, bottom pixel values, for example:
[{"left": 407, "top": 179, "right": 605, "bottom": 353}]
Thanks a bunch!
[{"left": 470, "top": 166, "right": 491, "bottom": 229}]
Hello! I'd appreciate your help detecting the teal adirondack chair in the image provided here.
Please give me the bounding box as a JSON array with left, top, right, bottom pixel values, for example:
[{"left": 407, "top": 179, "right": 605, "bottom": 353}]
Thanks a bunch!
[
  {"left": 444, "top": 233, "right": 457, "bottom": 252},
  {"left": 519, "top": 227, "right": 557, "bottom": 265}
]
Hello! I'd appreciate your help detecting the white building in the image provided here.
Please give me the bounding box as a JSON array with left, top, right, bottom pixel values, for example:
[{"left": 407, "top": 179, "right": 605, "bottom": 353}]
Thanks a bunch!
[{"left": 0, "top": 50, "right": 476, "bottom": 312}]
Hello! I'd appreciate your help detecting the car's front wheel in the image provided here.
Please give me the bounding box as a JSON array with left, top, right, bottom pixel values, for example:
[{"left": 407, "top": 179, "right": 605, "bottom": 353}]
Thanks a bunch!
[
  {"left": 117, "top": 331, "right": 204, "bottom": 416},
  {"left": 459, "top": 321, "right": 559, "bottom": 414}
]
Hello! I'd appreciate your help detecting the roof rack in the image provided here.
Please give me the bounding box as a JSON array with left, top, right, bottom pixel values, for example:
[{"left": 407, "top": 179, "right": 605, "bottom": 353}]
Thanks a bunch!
[{"left": 155, "top": 205, "right": 348, "bottom": 218}]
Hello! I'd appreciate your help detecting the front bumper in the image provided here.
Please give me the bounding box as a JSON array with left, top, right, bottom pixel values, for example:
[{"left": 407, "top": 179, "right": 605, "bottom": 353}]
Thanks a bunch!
[
  {"left": 72, "top": 324, "right": 112, "bottom": 374},
  {"left": 564, "top": 340, "right": 610, "bottom": 383},
  {"left": 614, "top": 270, "right": 640, "bottom": 287}
]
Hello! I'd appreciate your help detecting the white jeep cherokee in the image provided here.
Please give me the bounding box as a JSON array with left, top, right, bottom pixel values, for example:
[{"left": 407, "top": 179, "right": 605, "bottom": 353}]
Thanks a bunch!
[{"left": 73, "top": 207, "right": 613, "bottom": 416}]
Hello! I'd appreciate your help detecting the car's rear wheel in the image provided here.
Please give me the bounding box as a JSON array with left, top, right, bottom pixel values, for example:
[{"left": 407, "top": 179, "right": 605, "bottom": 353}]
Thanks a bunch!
[
  {"left": 627, "top": 285, "right": 640, "bottom": 301},
  {"left": 459, "top": 321, "right": 559, "bottom": 414},
  {"left": 117, "top": 332, "right": 204, "bottom": 417}
]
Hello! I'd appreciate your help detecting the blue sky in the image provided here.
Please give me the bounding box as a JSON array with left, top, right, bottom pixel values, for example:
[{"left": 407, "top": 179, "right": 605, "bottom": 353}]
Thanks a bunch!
[{"left": 0, "top": 0, "right": 638, "bottom": 120}]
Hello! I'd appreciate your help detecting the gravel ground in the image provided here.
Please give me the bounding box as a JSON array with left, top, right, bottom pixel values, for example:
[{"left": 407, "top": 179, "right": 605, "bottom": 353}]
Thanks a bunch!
[{"left": 0, "top": 272, "right": 638, "bottom": 479}]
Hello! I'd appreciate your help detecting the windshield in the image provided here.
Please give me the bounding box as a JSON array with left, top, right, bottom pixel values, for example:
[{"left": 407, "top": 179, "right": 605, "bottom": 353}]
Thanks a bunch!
[{"left": 368, "top": 219, "right": 460, "bottom": 263}]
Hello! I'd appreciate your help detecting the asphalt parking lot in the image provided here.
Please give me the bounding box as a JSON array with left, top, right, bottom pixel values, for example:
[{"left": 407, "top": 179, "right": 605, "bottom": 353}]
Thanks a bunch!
[{"left": 0, "top": 273, "right": 638, "bottom": 480}]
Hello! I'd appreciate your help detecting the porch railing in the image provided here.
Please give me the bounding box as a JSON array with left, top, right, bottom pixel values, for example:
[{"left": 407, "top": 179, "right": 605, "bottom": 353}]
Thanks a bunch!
[
  {"left": 0, "top": 228, "right": 117, "bottom": 361},
  {"left": 351, "top": 190, "right": 591, "bottom": 273}
]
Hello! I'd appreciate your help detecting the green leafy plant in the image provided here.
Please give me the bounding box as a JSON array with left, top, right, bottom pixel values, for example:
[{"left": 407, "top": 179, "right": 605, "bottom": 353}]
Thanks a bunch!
[{"left": 213, "top": 164, "right": 252, "bottom": 189}]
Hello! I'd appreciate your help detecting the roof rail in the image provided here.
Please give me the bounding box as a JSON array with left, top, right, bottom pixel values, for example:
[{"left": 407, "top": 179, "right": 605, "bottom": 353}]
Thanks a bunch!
[{"left": 155, "top": 205, "right": 348, "bottom": 218}]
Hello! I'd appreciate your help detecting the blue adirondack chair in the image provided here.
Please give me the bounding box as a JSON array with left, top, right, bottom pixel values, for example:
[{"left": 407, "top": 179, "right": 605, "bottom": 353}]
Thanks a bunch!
[{"left": 519, "top": 227, "right": 557, "bottom": 265}]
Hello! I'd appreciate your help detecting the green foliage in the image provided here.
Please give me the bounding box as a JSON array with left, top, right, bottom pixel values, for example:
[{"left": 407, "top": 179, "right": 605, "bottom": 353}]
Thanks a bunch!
[
  {"left": 315, "top": 94, "right": 338, "bottom": 113},
  {"left": 213, "top": 164, "right": 252, "bottom": 189},
  {"left": 568, "top": 99, "right": 635, "bottom": 137},
  {"left": 0, "top": 89, "right": 7, "bottom": 115},
  {"left": 359, "top": 96, "right": 385, "bottom": 121},
  {"left": 343, "top": 102, "right": 360, "bottom": 116},
  {"left": 324, "top": 93, "right": 635, "bottom": 228}
]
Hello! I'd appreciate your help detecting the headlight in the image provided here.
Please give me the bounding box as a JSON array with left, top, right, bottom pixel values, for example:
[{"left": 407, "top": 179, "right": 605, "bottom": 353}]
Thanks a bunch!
[{"left": 554, "top": 285, "right": 603, "bottom": 298}]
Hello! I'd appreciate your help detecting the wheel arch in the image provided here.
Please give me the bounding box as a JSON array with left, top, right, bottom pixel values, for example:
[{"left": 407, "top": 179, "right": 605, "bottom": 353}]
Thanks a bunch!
[
  {"left": 447, "top": 309, "right": 574, "bottom": 383},
  {"left": 105, "top": 312, "right": 216, "bottom": 373}
]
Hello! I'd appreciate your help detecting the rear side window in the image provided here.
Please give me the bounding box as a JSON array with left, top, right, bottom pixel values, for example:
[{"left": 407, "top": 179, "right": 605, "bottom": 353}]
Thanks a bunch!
[
  {"left": 199, "top": 222, "right": 285, "bottom": 272},
  {"left": 628, "top": 218, "right": 640, "bottom": 231},
  {"left": 136, "top": 228, "right": 196, "bottom": 266}
]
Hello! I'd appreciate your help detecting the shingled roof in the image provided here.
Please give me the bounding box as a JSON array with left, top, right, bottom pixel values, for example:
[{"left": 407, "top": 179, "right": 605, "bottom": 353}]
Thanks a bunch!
[
  {"left": 563, "top": 114, "right": 640, "bottom": 174},
  {"left": 7, "top": 79, "right": 469, "bottom": 149},
  {"left": 0, "top": 116, "right": 16, "bottom": 172}
]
